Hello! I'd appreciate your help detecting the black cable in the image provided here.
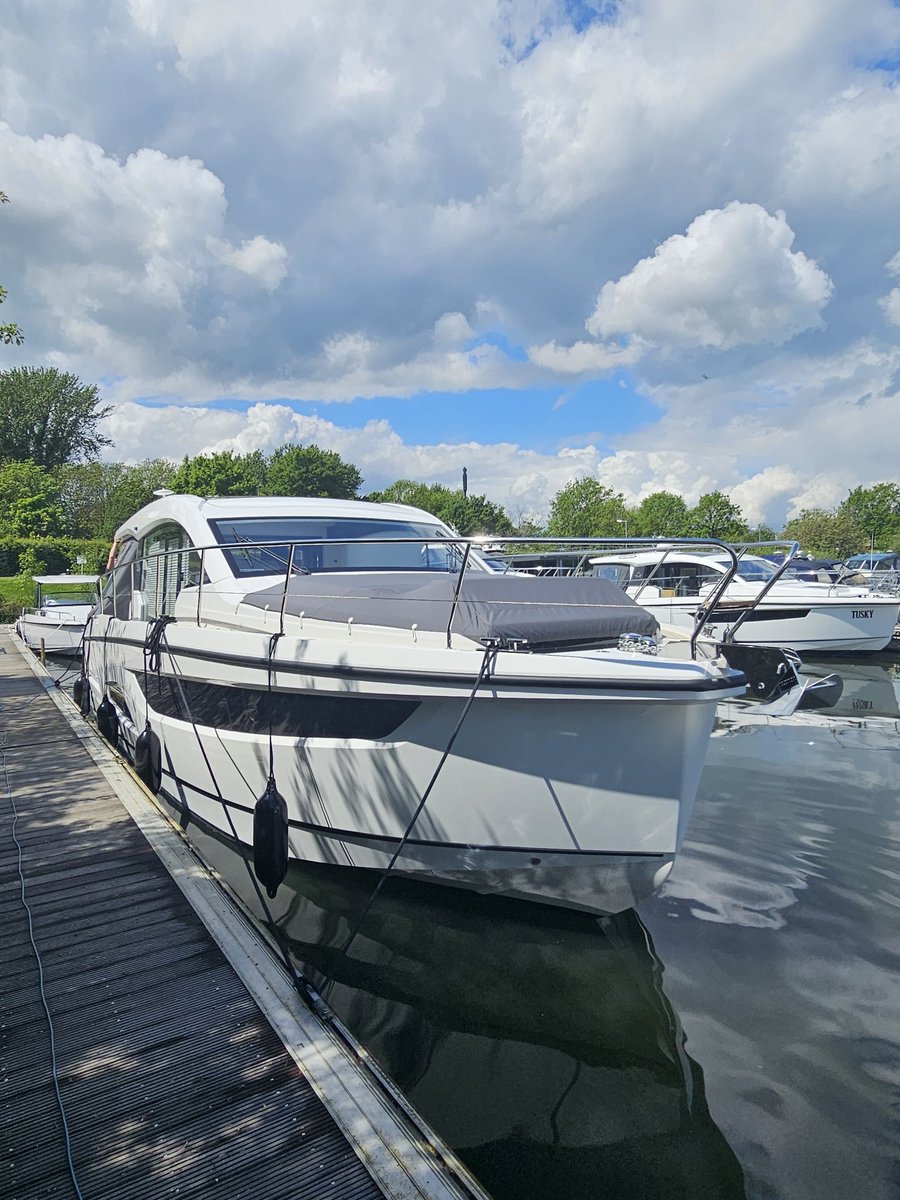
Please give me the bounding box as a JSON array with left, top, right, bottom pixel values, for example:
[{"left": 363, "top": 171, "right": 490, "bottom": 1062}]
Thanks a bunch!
[
  {"left": 143, "top": 614, "right": 176, "bottom": 673},
  {"left": 326, "top": 644, "right": 496, "bottom": 977},
  {"left": 0, "top": 710, "right": 86, "bottom": 1200},
  {"left": 48, "top": 619, "right": 89, "bottom": 691}
]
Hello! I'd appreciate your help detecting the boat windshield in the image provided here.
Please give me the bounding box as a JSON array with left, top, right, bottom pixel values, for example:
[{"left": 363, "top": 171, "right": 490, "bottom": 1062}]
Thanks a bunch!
[
  {"left": 40, "top": 593, "right": 94, "bottom": 606},
  {"left": 592, "top": 562, "right": 631, "bottom": 585},
  {"left": 209, "top": 516, "right": 485, "bottom": 577},
  {"left": 710, "top": 557, "right": 778, "bottom": 582}
]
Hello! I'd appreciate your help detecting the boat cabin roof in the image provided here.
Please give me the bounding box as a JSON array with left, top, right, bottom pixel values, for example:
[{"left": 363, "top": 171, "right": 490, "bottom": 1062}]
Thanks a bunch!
[
  {"left": 115, "top": 493, "right": 453, "bottom": 542},
  {"left": 588, "top": 550, "right": 742, "bottom": 569},
  {"left": 33, "top": 575, "right": 100, "bottom": 585}
]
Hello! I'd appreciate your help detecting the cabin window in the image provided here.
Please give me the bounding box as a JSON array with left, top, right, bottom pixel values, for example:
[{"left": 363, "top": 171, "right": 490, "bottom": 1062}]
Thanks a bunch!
[
  {"left": 99, "top": 537, "right": 139, "bottom": 618},
  {"left": 140, "top": 523, "right": 200, "bottom": 618},
  {"left": 643, "top": 562, "right": 722, "bottom": 596},
  {"left": 592, "top": 563, "right": 630, "bottom": 586}
]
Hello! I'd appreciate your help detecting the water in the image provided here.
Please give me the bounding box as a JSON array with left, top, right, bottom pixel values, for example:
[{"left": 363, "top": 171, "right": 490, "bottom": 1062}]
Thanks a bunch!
[{"left": 56, "top": 649, "right": 900, "bottom": 1199}]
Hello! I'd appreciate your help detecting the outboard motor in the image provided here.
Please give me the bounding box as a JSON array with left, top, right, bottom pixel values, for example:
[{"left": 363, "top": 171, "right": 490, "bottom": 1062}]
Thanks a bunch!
[{"left": 253, "top": 777, "right": 289, "bottom": 899}]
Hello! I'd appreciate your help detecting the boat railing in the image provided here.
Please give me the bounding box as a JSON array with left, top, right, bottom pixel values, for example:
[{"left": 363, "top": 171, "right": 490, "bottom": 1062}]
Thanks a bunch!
[
  {"left": 867, "top": 570, "right": 900, "bottom": 598},
  {"left": 103, "top": 533, "right": 782, "bottom": 657},
  {"left": 19, "top": 605, "right": 88, "bottom": 625},
  {"left": 711, "top": 540, "right": 801, "bottom": 643}
]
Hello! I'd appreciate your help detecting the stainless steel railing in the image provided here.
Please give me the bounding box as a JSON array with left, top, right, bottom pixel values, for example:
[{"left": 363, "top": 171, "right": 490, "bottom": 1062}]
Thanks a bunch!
[{"left": 101, "top": 532, "right": 804, "bottom": 657}]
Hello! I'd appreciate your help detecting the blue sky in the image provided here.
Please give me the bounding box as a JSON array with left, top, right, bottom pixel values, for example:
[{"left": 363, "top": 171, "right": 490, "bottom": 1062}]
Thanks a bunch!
[
  {"left": 2, "top": 1, "right": 899, "bottom": 523},
  {"left": 203, "top": 374, "right": 656, "bottom": 457}
]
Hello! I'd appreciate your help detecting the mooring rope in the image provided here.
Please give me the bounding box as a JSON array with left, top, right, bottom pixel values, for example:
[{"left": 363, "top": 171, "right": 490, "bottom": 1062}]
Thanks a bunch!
[
  {"left": 265, "top": 630, "right": 284, "bottom": 781},
  {"left": 154, "top": 623, "right": 330, "bottom": 1018},
  {"left": 325, "top": 643, "right": 496, "bottom": 983}
]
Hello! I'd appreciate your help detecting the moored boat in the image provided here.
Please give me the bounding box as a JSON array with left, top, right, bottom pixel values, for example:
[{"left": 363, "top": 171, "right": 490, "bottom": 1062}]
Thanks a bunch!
[
  {"left": 15, "top": 574, "right": 98, "bottom": 656},
  {"left": 589, "top": 548, "right": 900, "bottom": 654},
  {"left": 82, "top": 495, "right": 746, "bottom": 914}
]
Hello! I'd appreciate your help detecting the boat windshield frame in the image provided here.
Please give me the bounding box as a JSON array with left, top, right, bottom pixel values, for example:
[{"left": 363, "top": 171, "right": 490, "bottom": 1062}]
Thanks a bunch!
[
  {"left": 708, "top": 556, "right": 779, "bottom": 582},
  {"left": 207, "top": 515, "right": 489, "bottom": 579}
]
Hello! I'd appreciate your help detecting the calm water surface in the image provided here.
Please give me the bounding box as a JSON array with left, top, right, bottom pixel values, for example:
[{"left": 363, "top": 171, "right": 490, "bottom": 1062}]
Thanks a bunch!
[{"left": 107, "top": 651, "right": 900, "bottom": 1199}]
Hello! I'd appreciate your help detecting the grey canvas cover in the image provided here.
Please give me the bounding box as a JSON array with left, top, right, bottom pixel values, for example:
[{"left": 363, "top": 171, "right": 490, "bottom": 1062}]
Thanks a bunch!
[{"left": 243, "top": 571, "right": 658, "bottom": 648}]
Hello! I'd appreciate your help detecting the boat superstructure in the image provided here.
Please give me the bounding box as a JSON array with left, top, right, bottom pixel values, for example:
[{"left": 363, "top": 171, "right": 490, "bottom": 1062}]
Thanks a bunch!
[
  {"left": 589, "top": 548, "right": 900, "bottom": 654},
  {"left": 82, "top": 496, "right": 746, "bottom": 915},
  {"left": 16, "top": 574, "right": 98, "bottom": 656}
]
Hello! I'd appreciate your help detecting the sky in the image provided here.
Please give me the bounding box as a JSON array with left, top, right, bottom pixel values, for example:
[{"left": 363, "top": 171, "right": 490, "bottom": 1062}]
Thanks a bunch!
[{"left": 1, "top": 0, "right": 899, "bottom": 526}]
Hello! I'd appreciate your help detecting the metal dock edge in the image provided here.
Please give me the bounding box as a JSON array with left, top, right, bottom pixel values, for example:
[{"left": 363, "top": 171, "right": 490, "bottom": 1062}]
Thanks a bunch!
[{"left": 1, "top": 631, "right": 490, "bottom": 1200}]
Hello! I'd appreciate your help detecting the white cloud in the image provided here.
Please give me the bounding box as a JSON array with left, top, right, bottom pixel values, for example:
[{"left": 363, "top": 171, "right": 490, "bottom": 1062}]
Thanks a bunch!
[
  {"left": 209, "top": 235, "right": 288, "bottom": 291},
  {"left": 586, "top": 203, "right": 833, "bottom": 350},
  {"left": 783, "top": 80, "right": 900, "bottom": 206},
  {"left": 433, "top": 312, "right": 474, "bottom": 347},
  {"left": 102, "top": 328, "right": 900, "bottom": 526},
  {"left": 103, "top": 400, "right": 611, "bottom": 516},
  {"left": 880, "top": 289, "right": 900, "bottom": 327},
  {"left": 0, "top": 123, "right": 287, "bottom": 381},
  {"left": 729, "top": 467, "right": 805, "bottom": 529},
  {"left": 3, "top": 0, "right": 900, "bottom": 526},
  {"left": 879, "top": 250, "right": 900, "bottom": 326},
  {"left": 527, "top": 338, "right": 644, "bottom": 374}
]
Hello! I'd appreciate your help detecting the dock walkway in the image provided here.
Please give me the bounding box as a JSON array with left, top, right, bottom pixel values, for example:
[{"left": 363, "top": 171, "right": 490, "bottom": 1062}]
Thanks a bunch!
[{"left": 0, "top": 632, "right": 483, "bottom": 1200}]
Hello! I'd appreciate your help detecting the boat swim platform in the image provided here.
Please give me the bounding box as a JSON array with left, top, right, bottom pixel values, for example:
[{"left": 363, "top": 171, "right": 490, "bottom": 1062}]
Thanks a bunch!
[{"left": 0, "top": 631, "right": 489, "bottom": 1200}]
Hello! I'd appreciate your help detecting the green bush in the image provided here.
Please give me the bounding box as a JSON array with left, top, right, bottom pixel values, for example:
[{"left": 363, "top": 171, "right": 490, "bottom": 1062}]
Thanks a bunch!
[
  {"left": 0, "top": 536, "right": 108, "bottom": 577},
  {"left": 0, "top": 575, "right": 33, "bottom": 623}
]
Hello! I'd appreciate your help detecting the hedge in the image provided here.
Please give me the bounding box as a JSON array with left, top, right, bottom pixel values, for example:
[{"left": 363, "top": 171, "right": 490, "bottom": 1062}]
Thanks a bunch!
[{"left": 0, "top": 536, "right": 109, "bottom": 577}]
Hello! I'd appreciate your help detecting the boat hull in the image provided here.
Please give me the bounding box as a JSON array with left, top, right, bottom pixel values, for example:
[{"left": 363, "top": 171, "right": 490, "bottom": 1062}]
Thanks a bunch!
[
  {"left": 642, "top": 595, "right": 899, "bottom": 653},
  {"left": 16, "top": 613, "right": 87, "bottom": 655},
  {"left": 85, "top": 618, "right": 735, "bottom": 914}
]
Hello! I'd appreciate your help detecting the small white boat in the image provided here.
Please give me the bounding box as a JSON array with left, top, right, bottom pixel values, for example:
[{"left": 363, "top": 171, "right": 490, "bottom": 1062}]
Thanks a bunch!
[
  {"left": 82, "top": 495, "right": 746, "bottom": 915},
  {"left": 16, "top": 574, "right": 98, "bottom": 656},
  {"left": 590, "top": 549, "right": 900, "bottom": 654}
]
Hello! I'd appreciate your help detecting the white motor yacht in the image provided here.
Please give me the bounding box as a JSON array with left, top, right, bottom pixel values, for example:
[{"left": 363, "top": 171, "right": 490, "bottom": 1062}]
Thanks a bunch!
[
  {"left": 82, "top": 495, "right": 745, "bottom": 915},
  {"left": 590, "top": 549, "right": 900, "bottom": 653},
  {"left": 16, "top": 574, "right": 98, "bottom": 656}
]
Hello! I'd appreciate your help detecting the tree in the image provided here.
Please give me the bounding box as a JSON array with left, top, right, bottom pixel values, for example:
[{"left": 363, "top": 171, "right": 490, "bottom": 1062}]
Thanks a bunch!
[
  {"left": 0, "top": 367, "right": 111, "bottom": 466},
  {"left": 0, "top": 459, "right": 67, "bottom": 537},
  {"left": 1, "top": 192, "right": 24, "bottom": 346},
  {"left": 56, "top": 459, "right": 176, "bottom": 539},
  {"left": 167, "top": 450, "right": 266, "bottom": 497},
  {"left": 685, "top": 491, "right": 748, "bottom": 540},
  {"left": 783, "top": 508, "right": 867, "bottom": 559},
  {"left": 633, "top": 492, "right": 688, "bottom": 538},
  {"left": 546, "top": 478, "right": 627, "bottom": 538},
  {"left": 752, "top": 524, "right": 779, "bottom": 544},
  {"left": 839, "top": 483, "right": 900, "bottom": 550},
  {"left": 367, "top": 480, "right": 514, "bottom": 535},
  {"left": 262, "top": 444, "right": 362, "bottom": 499},
  {"left": 509, "top": 512, "right": 546, "bottom": 538}
]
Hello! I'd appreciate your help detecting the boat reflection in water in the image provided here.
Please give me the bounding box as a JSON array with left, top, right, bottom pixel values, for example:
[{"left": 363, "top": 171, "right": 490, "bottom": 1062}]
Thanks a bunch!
[
  {"left": 802, "top": 656, "right": 900, "bottom": 720},
  {"left": 263, "top": 862, "right": 746, "bottom": 1200}
]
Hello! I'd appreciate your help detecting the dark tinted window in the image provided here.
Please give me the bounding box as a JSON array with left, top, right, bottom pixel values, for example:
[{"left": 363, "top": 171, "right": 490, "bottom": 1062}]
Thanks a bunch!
[{"left": 208, "top": 516, "right": 480, "bottom": 577}]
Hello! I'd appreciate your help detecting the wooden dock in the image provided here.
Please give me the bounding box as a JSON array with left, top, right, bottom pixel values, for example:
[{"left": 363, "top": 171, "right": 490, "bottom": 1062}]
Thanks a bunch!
[{"left": 0, "top": 632, "right": 487, "bottom": 1200}]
